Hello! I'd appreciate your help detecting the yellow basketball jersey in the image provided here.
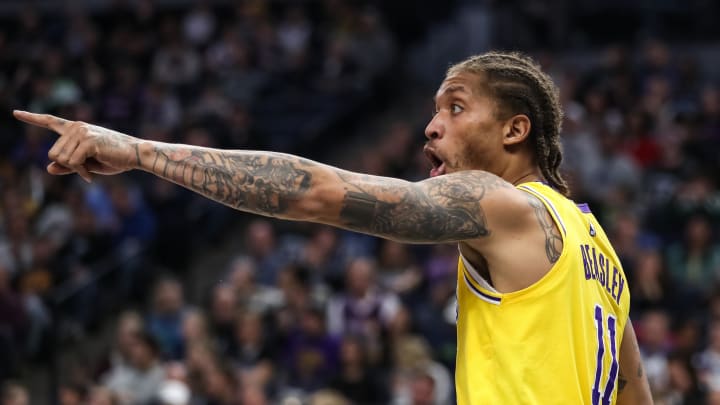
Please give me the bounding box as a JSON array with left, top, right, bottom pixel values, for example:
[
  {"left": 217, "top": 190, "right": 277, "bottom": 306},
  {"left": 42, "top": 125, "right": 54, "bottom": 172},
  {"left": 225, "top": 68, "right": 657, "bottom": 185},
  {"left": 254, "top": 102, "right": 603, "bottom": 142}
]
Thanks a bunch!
[{"left": 455, "top": 182, "right": 630, "bottom": 405}]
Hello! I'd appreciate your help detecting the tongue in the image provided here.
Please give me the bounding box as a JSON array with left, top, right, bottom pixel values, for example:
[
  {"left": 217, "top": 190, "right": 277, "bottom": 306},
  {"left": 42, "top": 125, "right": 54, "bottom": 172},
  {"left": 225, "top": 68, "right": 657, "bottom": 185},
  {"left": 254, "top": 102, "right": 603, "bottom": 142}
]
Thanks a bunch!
[{"left": 430, "top": 162, "right": 446, "bottom": 177}]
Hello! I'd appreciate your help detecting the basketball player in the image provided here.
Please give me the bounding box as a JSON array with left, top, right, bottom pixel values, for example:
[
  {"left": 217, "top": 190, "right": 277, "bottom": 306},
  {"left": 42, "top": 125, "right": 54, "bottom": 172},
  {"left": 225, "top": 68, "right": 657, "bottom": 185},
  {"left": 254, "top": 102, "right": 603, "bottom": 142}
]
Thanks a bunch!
[{"left": 14, "top": 52, "right": 652, "bottom": 404}]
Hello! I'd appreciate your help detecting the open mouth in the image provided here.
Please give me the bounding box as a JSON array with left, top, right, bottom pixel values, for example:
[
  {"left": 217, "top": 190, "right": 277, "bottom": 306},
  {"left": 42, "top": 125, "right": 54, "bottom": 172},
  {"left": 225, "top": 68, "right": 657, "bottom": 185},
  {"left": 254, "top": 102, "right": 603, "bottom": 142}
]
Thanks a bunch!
[{"left": 424, "top": 147, "right": 446, "bottom": 177}]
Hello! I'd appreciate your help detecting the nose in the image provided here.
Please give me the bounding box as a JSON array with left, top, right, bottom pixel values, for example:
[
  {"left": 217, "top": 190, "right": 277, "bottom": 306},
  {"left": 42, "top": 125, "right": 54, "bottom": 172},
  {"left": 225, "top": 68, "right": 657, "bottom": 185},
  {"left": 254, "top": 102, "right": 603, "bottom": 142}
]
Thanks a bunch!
[{"left": 424, "top": 114, "right": 443, "bottom": 140}]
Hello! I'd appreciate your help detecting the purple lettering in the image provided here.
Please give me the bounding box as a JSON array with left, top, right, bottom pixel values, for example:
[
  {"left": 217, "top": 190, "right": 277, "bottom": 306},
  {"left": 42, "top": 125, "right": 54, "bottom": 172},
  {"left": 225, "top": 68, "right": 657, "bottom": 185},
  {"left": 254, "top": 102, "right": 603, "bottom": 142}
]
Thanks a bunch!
[
  {"left": 591, "top": 305, "right": 604, "bottom": 405},
  {"left": 616, "top": 275, "right": 625, "bottom": 305},
  {"left": 611, "top": 267, "right": 619, "bottom": 301},
  {"left": 602, "top": 316, "right": 619, "bottom": 405},
  {"left": 582, "top": 245, "right": 591, "bottom": 280},
  {"left": 603, "top": 257, "right": 612, "bottom": 295},
  {"left": 592, "top": 247, "right": 599, "bottom": 280}
]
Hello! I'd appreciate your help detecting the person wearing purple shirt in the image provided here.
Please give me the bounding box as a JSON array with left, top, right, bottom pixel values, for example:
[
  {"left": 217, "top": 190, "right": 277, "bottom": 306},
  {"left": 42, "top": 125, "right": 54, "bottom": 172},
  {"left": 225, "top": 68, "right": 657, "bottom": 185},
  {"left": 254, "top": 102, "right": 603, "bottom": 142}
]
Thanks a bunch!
[{"left": 282, "top": 306, "right": 339, "bottom": 393}]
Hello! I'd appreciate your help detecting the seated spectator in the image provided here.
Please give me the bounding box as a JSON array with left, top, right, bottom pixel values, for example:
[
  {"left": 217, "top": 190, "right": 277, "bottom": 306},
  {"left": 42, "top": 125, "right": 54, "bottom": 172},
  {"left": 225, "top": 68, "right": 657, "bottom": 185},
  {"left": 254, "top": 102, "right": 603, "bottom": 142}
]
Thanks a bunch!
[
  {"left": 327, "top": 258, "right": 400, "bottom": 354},
  {"left": 180, "top": 308, "right": 210, "bottom": 352},
  {"left": 666, "top": 214, "right": 720, "bottom": 295},
  {"left": 87, "top": 386, "right": 118, "bottom": 405},
  {"left": 408, "top": 371, "right": 436, "bottom": 405},
  {"left": 226, "top": 256, "right": 282, "bottom": 315},
  {"left": 630, "top": 248, "right": 678, "bottom": 317},
  {"left": 274, "top": 264, "right": 319, "bottom": 336},
  {"left": 0, "top": 263, "right": 27, "bottom": 382},
  {"left": 282, "top": 307, "right": 340, "bottom": 394},
  {"left": 59, "top": 382, "right": 87, "bottom": 405},
  {"left": 329, "top": 335, "right": 389, "bottom": 404},
  {"left": 146, "top": 277, "right": 188, "bottom": 361},
  {"left": 230, "top": 311, "right": 274, "bottom": 389},
  {"left": 0, "top": 381, "right": 29, "bottom": 405},
  {"left": 207, "top": 284, "right": 238, "bottom": 355},
  {"left": 697, "top": 320, "right": 720, "bottom": 393},
  {"left": 198, "top": 361, "right": 237, "bottom": 405},
  {"left": 391, "top": 336, "right": 451, "bottom": 405},
  {"left": 307, "top": 389, "right": 350, "bottom": 405},
  {"left": 638, "top": 309, "right": 673, "bottom": 401},
  {"left": 243, "top": 220, "right": 287, "bottom": 286},
  {"left": 103, "top": 331, "right": 165, "bottom": 405},
  {"left": 666, "top": 351, "right": 703, "bottom": 404}
]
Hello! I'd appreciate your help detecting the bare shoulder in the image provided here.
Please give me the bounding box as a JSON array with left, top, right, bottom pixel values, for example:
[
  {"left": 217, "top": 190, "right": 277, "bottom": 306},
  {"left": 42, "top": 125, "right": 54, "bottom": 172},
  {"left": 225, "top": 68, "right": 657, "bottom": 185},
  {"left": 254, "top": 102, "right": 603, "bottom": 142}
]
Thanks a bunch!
[
  {"left": 436, "top": 172, "right": 564, "bottom": 267},
  {"left": 417, "top": 170, "right": 536, "bottom": 234}
]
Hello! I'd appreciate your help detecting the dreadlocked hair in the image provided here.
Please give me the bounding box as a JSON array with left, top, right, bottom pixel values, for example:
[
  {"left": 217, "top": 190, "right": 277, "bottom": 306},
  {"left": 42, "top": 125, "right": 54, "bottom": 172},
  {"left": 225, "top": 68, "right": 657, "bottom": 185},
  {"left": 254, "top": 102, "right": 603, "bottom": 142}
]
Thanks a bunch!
[{"left": 447, "top": 51, "right": 569, "bottom": 196}]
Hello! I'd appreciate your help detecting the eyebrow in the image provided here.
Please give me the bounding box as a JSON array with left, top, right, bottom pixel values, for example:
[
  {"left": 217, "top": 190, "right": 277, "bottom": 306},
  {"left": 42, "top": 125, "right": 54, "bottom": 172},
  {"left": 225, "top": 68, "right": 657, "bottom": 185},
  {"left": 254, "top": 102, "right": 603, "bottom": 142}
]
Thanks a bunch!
[{"left": 433, "top": 85, "right": 470, "bottom": 102}]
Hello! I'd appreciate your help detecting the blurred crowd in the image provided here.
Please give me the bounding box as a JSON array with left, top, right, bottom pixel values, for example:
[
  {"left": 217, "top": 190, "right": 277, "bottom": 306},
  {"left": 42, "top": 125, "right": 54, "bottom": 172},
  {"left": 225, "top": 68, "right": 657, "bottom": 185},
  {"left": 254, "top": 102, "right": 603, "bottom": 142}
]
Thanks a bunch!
[{"left": 0, "top": 1, "right": 719, "bottom": 405}]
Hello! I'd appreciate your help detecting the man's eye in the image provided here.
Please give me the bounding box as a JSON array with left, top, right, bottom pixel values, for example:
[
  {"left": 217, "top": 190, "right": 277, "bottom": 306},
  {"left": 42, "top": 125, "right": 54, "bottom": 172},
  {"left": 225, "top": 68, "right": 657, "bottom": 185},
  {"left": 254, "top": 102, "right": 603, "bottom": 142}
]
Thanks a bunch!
[{"left": 451, "top": 104, "right": 463, "bottom": 114}]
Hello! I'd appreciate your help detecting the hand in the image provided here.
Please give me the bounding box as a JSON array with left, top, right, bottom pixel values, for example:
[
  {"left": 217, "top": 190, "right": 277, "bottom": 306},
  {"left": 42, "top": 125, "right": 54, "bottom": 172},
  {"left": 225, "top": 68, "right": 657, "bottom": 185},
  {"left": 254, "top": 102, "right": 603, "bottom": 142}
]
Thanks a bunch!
[{"left": 14, "top": 110, "right": 140, "bottom": 183}]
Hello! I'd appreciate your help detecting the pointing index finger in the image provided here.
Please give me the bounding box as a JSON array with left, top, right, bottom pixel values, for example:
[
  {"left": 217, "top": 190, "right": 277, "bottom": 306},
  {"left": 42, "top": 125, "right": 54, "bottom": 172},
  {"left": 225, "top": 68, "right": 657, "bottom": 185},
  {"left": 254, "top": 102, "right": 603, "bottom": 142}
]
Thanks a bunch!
[{"left": 13, "top": 110, "right": 71, "bottom": 132}]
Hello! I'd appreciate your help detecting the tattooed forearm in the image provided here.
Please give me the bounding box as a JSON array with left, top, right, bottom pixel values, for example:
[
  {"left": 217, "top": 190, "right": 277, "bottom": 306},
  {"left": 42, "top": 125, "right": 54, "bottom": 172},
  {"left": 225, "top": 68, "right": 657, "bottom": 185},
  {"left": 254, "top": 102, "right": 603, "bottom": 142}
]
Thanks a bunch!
[
  {"left": 138, "top": 142, "right": 514, "bottom": 242},
  {"left": 526, "top": 194, "right": 562, "bottom": 263},
  {"left": 337, "top": 171, "right": 511, "bottom": 243},
  {"left": 140, "top": 143, "right": 315, "bottom": 217}
]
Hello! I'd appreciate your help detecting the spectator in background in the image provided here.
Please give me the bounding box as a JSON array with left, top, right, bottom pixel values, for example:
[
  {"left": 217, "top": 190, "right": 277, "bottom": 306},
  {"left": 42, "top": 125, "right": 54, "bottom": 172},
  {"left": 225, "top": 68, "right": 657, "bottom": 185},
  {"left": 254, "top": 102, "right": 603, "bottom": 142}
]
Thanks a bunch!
[
  {"left": 376, "top": 239, "right": 422, "bottom": 297},
  {"left": 327, "top": 257, "right": 400, "bottom": 364},
  {"left": 629, "top": 249, "right": 677, "bottom": 318},
  {"left": 697, "top": 320, "right": 720, "bottom": 395},
  {"left": 391, "top": 336, "right": 451, "bottom": 405},
  {"left": 87, "top": 386, "right": 118, "bottom": 405},
  {"left": 207, "top": 284, "right": 238, "bottom": 355},
  {"left": 639, "top": 309, "right": 673, "bottom": 402},
  {"left": 180, "top": 308, "right": 210, "bottom": 353},
  {"left": 197, "top": 361, "right": 237, "bottom": 405},
  {"left": 274, "top": 264, "right": 317, "bottom": 338},
  {"left": 0, "top": 382, "right": 28, "bottom": 405},
  {"left": 151, "top": 24, "right": 201, "bottom": 89},
  {"left": 282, "top": 306, "right": 339, "bottom": 394},
  {"left": 243, "top": 220, "right": 286, "bottom": 286},
  {"left": 59, "top": 382, "right": 87, "bottom": 405},
  {"left": 408, "top": 371, "right": 436, "bottom": 405},
  {"left": 226, "top": 256, "right": 282, "bottom": 315},
  {"left": 666, "top": 352, "right": 703, "bottom": 404},
  {"left": 329, "top": 334, "right": 389, "bottom": 404},
  {"left": 666, "top": 214, "right": 720, "bottom": 295},
  {"left": 0, "top": 263, "right": 27, "bottom": 382},
  {"left": 103, "top": 331, "right": 165, "bottom": 405},
  {"left": 230, "top": 311, "right": 274, "bottom": 390},
  {"left": 146, "top": 277, "right": 187, "bottom": 361}
]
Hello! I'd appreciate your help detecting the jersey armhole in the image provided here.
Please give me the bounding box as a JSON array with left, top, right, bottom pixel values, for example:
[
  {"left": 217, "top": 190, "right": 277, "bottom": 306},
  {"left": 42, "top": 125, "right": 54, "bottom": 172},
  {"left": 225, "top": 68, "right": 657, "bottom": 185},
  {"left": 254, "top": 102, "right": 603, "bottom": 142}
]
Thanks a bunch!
[{"left": 516, "top": 184, "right": 567, "bottom": 238}]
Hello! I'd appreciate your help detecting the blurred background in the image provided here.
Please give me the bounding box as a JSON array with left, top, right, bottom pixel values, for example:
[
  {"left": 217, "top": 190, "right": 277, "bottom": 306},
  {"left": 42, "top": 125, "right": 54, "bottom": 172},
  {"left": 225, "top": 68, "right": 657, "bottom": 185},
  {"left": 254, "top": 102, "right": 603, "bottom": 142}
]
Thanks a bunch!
[{"left": 0, "top": 0, "right": 719, "bottom": 404}]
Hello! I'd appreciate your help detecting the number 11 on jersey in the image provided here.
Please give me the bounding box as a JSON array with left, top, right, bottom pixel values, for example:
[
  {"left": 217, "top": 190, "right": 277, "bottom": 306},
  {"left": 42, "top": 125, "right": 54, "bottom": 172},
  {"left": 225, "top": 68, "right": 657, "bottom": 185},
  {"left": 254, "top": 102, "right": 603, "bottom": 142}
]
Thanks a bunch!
[{"left": 592, "top": 304, "right": 619, "bottom": 405}]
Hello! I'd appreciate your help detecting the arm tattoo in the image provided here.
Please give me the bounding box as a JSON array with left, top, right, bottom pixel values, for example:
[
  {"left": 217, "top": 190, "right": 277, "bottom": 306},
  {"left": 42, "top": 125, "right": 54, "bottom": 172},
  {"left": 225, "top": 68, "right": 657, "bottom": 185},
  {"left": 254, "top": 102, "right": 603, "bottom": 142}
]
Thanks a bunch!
[
  {"left": 338, "top": 171, "right": 510, "bottom": 243},
  {"left": 148, "top": 145, "right": 314, "bottom": 217},
  {"left": 526, "top": 194, "right": 562, "bottom": 263},
  {"left": 618, "top": 372, "right": 628, "bottom": 393},
  {"left": 144, "top": 143, "right": 512, "bottom": 242}
]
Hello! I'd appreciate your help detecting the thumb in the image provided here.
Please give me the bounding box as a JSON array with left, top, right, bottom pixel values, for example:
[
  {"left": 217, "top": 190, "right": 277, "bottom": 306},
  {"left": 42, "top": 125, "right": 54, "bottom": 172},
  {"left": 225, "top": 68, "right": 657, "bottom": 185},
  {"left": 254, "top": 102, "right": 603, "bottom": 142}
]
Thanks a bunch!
[{"left": 47, "top": 162, "right": 93, "bottom": 183}]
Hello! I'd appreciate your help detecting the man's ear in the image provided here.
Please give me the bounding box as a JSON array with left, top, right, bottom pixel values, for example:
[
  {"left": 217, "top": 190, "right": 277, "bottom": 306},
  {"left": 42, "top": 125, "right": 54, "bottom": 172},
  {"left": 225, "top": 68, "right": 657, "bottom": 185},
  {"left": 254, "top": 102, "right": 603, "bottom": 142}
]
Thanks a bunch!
[{"left": 502, "top": 114, "right": 531, "bottom": 146}]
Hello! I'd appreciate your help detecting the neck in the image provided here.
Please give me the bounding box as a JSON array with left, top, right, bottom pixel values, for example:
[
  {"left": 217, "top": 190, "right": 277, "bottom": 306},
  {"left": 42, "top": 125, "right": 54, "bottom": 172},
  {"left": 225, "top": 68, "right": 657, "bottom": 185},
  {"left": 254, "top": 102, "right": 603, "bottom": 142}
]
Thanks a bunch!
[{"left": 506, "top": 168, "right": 543, "bottom": 187}]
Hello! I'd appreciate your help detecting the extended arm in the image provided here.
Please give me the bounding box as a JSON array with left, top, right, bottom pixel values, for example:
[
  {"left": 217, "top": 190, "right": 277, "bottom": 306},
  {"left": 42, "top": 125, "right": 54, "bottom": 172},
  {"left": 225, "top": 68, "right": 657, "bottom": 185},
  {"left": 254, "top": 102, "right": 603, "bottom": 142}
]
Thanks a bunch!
[
  {"left": 135, "top": 141, "right": 515, "bottom": 243},
  {"left": 13, "top": 111, "right": 520, "bottom": 244},
  {"left": 616, "top": 321, "right": 653, "bottom": 405}
]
